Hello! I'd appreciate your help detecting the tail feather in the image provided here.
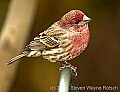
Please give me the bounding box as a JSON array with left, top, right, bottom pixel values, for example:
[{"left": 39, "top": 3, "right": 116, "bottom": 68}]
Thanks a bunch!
[{"left": 6, "top": 53, "right": 27, "bottom": 65}]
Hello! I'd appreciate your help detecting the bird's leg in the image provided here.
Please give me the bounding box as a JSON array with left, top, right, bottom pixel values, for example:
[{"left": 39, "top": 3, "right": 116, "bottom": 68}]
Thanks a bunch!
[{"left": 59, "top": 61, "right": 77, "bottom": 77}]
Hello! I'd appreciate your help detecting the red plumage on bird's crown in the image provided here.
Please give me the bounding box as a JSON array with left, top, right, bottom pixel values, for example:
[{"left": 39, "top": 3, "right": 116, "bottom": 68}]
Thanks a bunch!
[{"left": 60, "top": 10, "right": 84, "bottom": 25}]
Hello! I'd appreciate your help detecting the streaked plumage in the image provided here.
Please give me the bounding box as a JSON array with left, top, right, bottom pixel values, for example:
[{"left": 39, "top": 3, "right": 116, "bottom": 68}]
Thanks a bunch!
[{"left": 7, "top": 10, "right": 91, "bottom": 65}]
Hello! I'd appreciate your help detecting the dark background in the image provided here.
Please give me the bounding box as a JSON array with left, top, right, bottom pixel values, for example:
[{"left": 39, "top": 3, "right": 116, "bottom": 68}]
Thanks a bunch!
[{"left": 0, "top": 0, "right": 120, "bottom": 92}]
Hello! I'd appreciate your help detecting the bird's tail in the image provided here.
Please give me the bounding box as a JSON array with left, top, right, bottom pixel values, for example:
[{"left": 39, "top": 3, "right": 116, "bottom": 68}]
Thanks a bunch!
[{"left": 6, "top": 52, "right": 28, "bottom": 65}]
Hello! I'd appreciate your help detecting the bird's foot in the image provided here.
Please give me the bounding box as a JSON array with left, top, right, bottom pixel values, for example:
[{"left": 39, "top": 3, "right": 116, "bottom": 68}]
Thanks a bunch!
[{"left": 59, "top": 61, "right": 77, "bottom": 77}]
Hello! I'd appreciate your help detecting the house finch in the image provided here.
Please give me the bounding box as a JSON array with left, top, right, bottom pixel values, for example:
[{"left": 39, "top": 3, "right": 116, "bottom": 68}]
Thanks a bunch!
[{"left": 7, "top": 10, "right": 91, "bottom": 76}]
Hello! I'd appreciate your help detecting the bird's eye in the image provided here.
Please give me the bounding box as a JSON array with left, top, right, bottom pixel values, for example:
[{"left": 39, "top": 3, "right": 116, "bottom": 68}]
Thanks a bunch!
[{"left": 74, "top": 21, "right": 80, "bottom": 24}]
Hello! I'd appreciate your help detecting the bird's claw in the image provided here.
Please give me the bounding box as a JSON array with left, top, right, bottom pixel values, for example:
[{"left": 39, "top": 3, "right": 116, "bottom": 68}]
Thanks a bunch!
[{"left": 59, "top": 61, "right": 77, "bottom": 77}]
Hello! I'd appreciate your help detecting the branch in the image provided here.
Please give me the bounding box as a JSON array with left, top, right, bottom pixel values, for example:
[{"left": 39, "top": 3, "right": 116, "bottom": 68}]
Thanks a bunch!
[{"left": 0, "top": 0, "right": 39, "bottom": 91}]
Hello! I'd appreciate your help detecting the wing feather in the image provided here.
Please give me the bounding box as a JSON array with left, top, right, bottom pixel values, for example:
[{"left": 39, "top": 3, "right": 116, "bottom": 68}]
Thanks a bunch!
[
  {"left": 25, "top": 23, "right": 68, "bottom": 52},
  {"left": 39, "top": 27, "right": 66, "bottom": 48}
]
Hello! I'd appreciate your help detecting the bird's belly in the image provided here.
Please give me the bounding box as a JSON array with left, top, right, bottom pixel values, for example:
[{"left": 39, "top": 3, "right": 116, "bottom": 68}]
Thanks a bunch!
[
  {"left": 41, "top": 33, "right": 72, "bottom": 62},
  {"left": 67, "top": 32, "right": 90, "bottom": 58},
  {"left": 41, "top": 31, "right": 90, "bottom": 62},
  {"left": 42, "top": 48, "right": 71, "bottom": 62}
]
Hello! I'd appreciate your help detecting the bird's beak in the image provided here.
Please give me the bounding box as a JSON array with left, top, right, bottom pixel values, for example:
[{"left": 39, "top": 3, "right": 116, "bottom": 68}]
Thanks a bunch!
[{"left": 83, "top": 15, "right": 91, "bottom": 23}]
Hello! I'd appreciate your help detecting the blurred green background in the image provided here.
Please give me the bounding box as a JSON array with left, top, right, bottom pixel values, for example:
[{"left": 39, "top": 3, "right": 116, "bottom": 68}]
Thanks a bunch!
[{"left": 0, "top": 0, "right": 120, "bottom": 92}]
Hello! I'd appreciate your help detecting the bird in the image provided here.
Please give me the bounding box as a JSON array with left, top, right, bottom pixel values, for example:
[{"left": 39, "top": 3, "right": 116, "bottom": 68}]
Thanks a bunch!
[{"left": 7, "top": 10, "right": 91, "bottom": 76}]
